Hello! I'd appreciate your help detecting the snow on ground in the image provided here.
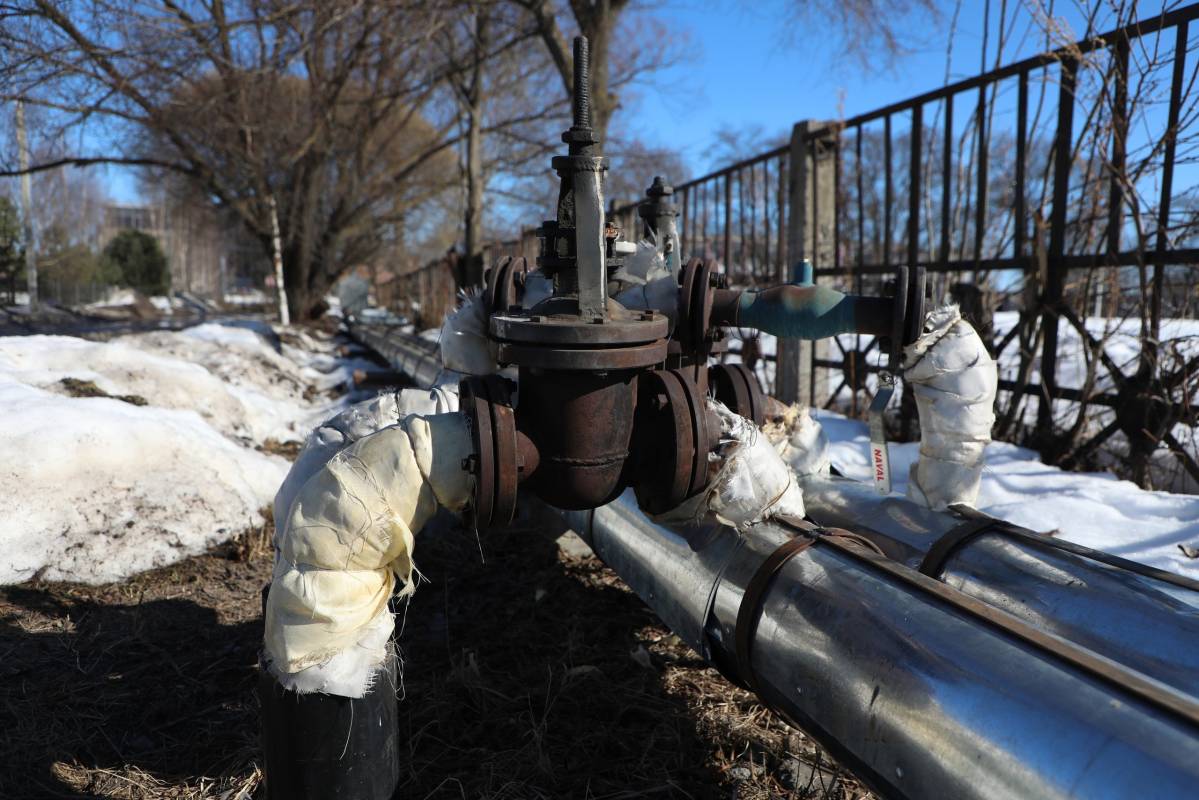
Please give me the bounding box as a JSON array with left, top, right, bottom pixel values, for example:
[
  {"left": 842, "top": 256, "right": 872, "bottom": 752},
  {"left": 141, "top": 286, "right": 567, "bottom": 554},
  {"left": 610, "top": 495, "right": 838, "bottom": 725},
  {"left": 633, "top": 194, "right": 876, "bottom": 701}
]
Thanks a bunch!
[
  {"left": 816, "top": 409, "right": 1199, "bottom": 578},
  {"left": 0, "top": 321, "right": 353, "bottom": 584},
  {"left": 724, "top": 312, "right": 1199, "bottom": 491}
]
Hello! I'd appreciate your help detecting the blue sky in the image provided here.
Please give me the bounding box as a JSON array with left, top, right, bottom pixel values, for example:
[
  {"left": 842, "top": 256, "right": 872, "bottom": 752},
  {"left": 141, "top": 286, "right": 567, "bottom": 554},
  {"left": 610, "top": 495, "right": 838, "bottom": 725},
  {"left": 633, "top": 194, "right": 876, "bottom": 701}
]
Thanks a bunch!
[
  {"left": 102, "top": 1, "right": 1166, "bottom": 202},
  {"left": 625, "top": 0, "right": 1143, "bottom": 175}
]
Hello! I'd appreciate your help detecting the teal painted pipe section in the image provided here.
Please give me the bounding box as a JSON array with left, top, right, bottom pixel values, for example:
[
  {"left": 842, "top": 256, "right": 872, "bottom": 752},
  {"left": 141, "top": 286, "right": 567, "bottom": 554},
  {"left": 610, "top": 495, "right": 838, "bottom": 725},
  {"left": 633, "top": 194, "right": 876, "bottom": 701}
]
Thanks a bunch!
[{"left": 736, "top": 285, "right": 892, "bottom": 339}]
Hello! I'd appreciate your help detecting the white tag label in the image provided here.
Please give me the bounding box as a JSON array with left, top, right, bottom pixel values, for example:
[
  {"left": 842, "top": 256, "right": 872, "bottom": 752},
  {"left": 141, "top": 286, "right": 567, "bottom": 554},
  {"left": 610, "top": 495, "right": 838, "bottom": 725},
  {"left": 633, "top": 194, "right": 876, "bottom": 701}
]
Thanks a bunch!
[
  {"left": 870, "top": 440, "right": 892, "bottom": 494},
  {"left": 868, "top": 374, "right": 895, "bottom": 495}
]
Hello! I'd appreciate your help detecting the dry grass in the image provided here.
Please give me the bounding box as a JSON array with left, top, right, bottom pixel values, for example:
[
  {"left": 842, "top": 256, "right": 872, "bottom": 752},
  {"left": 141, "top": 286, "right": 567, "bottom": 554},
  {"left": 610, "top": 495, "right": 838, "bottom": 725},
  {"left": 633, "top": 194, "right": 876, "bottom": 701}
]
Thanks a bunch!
[
  {"left": 0, "top": 508, "right": 872, "bottom": 799},
  {"left": 0, "top": 527, "right": 271, "bottom": 799}
]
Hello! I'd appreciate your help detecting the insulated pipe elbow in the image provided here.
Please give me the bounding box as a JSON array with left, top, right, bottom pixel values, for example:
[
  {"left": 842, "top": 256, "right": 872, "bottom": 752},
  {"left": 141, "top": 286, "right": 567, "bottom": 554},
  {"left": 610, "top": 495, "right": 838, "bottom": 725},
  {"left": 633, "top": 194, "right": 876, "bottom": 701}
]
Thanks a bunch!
[
  {"left": 263, "top": 411, "right": 473, "bottom": 697},
  {"left": 722, "top": 285, "right": 892, "bottom": 340},
  {"left": 903, "top": 305, "right": 997, "bottom": 510}
]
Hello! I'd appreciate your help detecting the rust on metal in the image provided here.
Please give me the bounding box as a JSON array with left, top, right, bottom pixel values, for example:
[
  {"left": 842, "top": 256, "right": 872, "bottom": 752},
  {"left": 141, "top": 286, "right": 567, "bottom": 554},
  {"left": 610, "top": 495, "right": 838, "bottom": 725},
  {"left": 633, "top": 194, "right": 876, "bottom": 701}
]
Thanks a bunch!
[{"left": 709, "top": 363, "right": 766, "bottom": 425}]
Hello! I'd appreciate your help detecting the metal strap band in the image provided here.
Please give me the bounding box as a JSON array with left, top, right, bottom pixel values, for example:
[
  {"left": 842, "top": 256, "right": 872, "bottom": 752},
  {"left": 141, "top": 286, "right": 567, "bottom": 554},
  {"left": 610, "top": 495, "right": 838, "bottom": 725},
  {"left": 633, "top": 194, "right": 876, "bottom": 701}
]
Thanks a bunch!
[
  {"left": 735, "top": 536, "right": 816, "bottom": 696},
  {"left": 918, "top": 518, "right": 997, "bottom": 577},
  {"left": 923, "top": 512, "right": 1199, "bottom": 593},
  {"left": 818, "top": 533, "right": 1199, "bottom": 730}
]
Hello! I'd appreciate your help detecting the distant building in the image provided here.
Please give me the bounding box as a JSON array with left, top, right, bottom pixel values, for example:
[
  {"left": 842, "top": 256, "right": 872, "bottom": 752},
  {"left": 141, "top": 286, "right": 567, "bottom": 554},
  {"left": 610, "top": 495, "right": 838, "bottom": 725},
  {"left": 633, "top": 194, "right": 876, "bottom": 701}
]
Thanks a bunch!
[{"left": 100, "top": 202, "right": 269, "bottom": 299}]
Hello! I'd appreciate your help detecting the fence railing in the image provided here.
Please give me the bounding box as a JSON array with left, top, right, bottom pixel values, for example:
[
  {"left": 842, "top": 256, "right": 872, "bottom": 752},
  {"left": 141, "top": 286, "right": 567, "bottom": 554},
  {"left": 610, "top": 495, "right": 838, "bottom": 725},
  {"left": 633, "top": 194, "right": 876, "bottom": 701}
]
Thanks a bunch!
[{"left": 607, "top": 7, "right": 1199, "bottom": 489}]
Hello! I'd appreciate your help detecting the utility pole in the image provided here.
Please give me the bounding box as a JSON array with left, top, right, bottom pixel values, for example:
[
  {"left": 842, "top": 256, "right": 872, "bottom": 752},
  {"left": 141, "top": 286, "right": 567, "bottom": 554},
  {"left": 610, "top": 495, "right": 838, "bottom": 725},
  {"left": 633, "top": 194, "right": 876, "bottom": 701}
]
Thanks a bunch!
[
  {"left": 15, "top": 101, "right": 37, "bottom": 309},
  {"left": 268, "top": 195, "right": 290, "bottom": 326}
]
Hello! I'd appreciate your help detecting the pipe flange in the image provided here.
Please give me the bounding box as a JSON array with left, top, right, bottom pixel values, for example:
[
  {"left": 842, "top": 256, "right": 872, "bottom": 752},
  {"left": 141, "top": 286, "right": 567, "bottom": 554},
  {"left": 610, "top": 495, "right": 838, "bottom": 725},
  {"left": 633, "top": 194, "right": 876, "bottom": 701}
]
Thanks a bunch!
[
  {"left": 490, "top": 304, "right": 668, "bottom": 347},
  {"left": 709, "top": 363, "right": 766, "bottom": 426},
  {"left": 460, "top": 375, "right": 518, "bottom": 530},
  {"left": 484, "top": 256, "right": 528, "bottom": 316},
  {"left": 678, "top": 258, "right": 715, "bottom": 351},
  {"left": 633, "top": 368, "right": 713, "bottom": 514}
]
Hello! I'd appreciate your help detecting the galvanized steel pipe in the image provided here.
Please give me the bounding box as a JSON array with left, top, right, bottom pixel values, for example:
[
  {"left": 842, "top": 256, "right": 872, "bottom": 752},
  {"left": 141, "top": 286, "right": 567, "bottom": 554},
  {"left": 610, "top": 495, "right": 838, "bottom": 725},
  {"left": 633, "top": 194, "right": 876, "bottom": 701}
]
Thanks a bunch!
[
  {"left": 799, "top": 474, "right": 1199, "bottom": 697},
  {"left": 347, "top": 322, "right": 443, "bottom": 390},
  {"left": 553, "top": 491, "right": 1199, "bottom": 800}
]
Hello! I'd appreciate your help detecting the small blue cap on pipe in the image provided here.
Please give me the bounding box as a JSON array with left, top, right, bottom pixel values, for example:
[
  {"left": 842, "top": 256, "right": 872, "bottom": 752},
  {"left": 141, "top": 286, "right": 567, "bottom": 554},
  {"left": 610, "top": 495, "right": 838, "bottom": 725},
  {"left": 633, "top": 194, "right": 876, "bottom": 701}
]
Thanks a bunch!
[{"left": 791, "top": 260, "right": 814, "bottom": 286}]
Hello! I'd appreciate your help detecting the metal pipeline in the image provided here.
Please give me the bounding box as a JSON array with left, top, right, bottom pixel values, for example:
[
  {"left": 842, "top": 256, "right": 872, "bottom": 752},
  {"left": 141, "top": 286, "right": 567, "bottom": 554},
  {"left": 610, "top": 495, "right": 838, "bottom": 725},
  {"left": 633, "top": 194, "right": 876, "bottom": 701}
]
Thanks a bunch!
[
  {"left": 351, "top": 325, "right": 1199, "bottom": 795},
  {"left": 347, "top": 321, "right": 443, "bottom": 389},
  {"left": 353, "top": 325, "right": 1199, "bottom": 697},
  {"left": 549, "top": 491, "right": 1199, "bottom": 800},
  {"left": 798, "top": 474, "right": 1199, "bottom": 697}
]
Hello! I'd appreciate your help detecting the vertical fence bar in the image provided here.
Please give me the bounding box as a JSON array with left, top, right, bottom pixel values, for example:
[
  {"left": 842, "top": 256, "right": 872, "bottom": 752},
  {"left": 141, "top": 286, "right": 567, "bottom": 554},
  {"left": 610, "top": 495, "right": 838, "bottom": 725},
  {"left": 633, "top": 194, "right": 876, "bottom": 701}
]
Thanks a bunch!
[
  {"left": 1154, "top": 20, "right": 1188, "bottom": 358},
  {"left": 1107, "top": 38, "right": 1129, "bottom": 257},
  {"left": 1037, "top": 56, "right": 1077, "bottom": 441},
  {"left": 750, "top": 162, "right": 759, "bottom": 279},
  {"left": 857, "top": 124, "right": 865, "bottom": 284},
  {"left": 834, "top": 133, "right": 842, "bottom": 274},
  {"left": 974, "top": 83, "right": 989, "bottom": 267},
  {"left": 733, "top": 167, "right": 743, "bottom": 271},
  {"left": 941, "top": 94, "right": 953, "bottom": 267},
  {"left": 884, "top": 114, "right": 893, "bottom": 269},
  {"left": 685, "top": 185, "right": 695, "bottom": 257},
  {"left": 1015, "top": 70, "right": 1028, "bottom": 262},
  {"left": 724, "top": 173, "right": 732, "bottom": 266},
  {"left": 763, "top": 160, "right": 771, "bottom": 276},
  {"left": 777, "top": 153, "right": 787, "bottom": 281},
  {"left": 909, "top": 104, "right": 923, "bottom": 267}
]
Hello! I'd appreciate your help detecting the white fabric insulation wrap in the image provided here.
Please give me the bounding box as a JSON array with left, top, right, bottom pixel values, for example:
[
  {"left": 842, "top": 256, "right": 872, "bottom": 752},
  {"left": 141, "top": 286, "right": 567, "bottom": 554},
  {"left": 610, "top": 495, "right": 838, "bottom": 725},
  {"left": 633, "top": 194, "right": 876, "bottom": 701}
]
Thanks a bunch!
[
  {"left": 902, "top": 305, "right": 998, "bottom": 510},
  {"left": 655, "top": 400, "right": 806, "bottom": 530},
  {"left": 264, "top": 388, "right": 471, "bottom": 697},
  {"left": 764, "top": 404, "right": 832, "bottom": 478}
]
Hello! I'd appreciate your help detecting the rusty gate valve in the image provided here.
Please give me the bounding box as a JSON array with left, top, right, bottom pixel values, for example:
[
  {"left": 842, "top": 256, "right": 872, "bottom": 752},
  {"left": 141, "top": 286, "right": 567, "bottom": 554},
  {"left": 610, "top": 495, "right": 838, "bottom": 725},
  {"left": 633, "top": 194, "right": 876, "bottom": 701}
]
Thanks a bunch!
[
  {"left": 459, "top": 374, "right": 520, "bottom": 530},
  {"left": 708, "top": 363, "right": 766, "bottom": 426},
  {"left": 880, "top": 265, "right": 928, "bottom": 372},
  {"left": 638, "top": 176, "right": 678, "bottom": 237}
]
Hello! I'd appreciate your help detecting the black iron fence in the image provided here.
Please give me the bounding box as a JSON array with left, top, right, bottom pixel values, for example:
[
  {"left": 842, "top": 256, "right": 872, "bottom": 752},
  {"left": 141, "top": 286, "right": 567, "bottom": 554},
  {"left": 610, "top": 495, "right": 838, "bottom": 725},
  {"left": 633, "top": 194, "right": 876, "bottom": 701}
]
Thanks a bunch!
[
  {"left": 605, "top": 7, "right": 1199, "bottom": 489},
  {"left": 607, "top": 146, "right": 792, "bottom": 289}
]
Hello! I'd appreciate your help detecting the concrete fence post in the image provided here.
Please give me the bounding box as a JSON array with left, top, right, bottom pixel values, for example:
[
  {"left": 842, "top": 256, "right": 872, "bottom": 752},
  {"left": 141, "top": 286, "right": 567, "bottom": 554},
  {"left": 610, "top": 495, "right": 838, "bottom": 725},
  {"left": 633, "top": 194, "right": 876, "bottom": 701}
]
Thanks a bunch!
[{"left": 777, "top": 120, "right": 836, "bottom": 406}]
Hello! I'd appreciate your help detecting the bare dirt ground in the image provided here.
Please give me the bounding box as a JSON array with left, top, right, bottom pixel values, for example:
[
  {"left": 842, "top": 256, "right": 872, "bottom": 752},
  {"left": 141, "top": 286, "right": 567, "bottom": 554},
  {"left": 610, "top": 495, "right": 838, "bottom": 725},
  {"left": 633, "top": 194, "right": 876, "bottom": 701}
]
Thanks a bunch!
[{"left": 1, "top": 509, "right": 871, "bottom": 799}]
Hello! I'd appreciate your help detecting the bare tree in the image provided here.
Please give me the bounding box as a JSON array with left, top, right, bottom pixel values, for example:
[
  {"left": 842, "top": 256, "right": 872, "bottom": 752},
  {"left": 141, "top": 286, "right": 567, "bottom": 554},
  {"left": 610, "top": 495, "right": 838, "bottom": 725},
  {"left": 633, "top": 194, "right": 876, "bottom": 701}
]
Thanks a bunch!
[
  {"left": 0, "top": 1, "right": 475, "bottom": 319},
  {"left": 508, "top": 0, "right": 683, "bottom": 143},
  {"left": 437, "top": 2, "right": 563, "bottom": 288},
  {"left": 783, "top": 0, "right": 942, "bottom": 66}
]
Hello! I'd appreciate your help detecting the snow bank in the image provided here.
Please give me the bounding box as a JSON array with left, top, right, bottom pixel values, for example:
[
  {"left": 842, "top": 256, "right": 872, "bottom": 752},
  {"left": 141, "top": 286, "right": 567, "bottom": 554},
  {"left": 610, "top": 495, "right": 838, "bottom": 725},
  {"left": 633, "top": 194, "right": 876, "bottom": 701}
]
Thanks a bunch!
[
  {"left": 817, "top": 410, "right": 1199, "bottom": 578},
  {"left": 121, "top": 322, "right": 345, "bottom": 443},
  {"left": 0, "top": 375, "right": 288, "bottom": 584},
  {"left": 0, "top": 322, "right": 351, "bottom": 585}
]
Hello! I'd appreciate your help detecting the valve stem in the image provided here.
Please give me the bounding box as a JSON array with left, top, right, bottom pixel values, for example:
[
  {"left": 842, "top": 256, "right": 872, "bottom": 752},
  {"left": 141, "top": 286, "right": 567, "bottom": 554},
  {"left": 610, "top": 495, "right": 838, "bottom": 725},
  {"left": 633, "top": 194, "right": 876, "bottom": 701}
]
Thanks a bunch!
[{"left": 572, "top": 36, "right": 591, "bottom": 131}]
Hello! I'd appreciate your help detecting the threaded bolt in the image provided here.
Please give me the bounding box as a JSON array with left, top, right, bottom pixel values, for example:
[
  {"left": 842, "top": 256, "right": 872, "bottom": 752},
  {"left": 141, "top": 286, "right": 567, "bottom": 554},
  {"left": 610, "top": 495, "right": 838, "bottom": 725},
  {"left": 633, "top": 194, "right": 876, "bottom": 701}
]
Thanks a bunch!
[{"left": 573, "top": 36, "right": 591, "bottom": 130}]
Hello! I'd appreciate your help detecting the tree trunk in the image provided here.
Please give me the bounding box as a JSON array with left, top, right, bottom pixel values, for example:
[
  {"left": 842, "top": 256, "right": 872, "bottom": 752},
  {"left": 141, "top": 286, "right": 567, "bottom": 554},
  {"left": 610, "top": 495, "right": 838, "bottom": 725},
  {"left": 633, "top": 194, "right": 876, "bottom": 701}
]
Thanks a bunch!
[
  {"left": 462, "top": 11, "right": 489, "bottom": 290},
  {"left": 280, "top": 240, "right": 336, "bottom": 323}
]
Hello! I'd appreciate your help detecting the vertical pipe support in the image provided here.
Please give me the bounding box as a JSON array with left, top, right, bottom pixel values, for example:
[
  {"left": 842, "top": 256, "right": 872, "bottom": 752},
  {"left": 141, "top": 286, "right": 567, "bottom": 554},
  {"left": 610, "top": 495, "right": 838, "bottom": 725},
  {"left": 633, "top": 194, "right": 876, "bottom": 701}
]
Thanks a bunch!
[{"left": 779, "top": 120, "right": 836, "bottom": 406}]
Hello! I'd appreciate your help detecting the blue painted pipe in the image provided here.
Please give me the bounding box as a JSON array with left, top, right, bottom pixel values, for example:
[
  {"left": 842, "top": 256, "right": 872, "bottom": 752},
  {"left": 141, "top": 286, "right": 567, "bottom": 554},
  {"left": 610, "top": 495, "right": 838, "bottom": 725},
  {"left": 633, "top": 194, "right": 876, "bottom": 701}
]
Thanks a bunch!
[{"left": 733, "top": 285, "right": 892, "bottom": 339}]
